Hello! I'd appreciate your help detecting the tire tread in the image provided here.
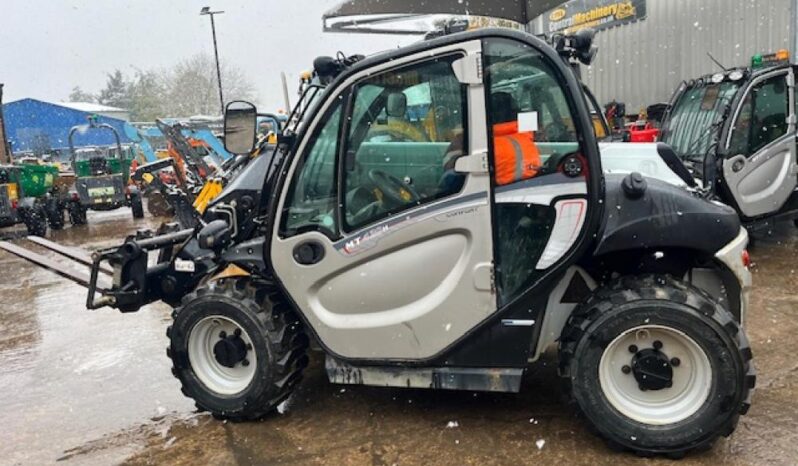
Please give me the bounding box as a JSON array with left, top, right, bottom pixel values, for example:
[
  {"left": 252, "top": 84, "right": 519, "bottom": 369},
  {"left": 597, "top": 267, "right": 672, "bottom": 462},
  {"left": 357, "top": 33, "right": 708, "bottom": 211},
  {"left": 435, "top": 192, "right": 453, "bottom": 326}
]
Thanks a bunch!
[
  {"left": 558, "top": 274, "right": 755, "bottom": 456},
  {"left": 166, "top": 278, "right": 308, "bottom": 421}
]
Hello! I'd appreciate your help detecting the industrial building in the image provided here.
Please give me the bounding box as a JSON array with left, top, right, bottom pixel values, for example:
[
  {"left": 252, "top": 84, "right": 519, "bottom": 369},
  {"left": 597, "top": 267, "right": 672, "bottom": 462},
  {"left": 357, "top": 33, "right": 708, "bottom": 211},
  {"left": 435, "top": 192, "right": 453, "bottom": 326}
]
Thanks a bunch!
[
  {"left": 1, "top": 98, "right": 131, "bottom": 157},
  {"left": 530, "top": 0, "right": 793, "bottom": 113}
]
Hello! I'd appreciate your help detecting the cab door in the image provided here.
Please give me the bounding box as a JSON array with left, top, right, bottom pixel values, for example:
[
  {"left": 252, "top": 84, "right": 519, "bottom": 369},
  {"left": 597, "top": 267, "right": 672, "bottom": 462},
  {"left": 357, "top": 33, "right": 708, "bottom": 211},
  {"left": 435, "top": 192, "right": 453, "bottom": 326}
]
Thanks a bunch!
[
  {"left": 483, "top": 37, "right": 594, "bottom": 308},
  {"left": 723, "top": 68, "right": 798, "bottom": 218},
  {"left": 270, "top": 40, "right": 495, "bottom": 360}
]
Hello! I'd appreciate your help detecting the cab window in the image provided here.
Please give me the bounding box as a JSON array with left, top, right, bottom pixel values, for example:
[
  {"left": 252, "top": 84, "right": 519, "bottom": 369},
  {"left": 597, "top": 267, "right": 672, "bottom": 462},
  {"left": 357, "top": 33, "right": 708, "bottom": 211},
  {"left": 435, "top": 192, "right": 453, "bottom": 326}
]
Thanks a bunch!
[
  {"left": 729, "top": 74, "right": 789, "bottom": 156},
  {"left": 341, "top": 55, "right": 468, "bottom": 231},
  {"left": 281, "top": 98, "right": 343, "bottom": 237},
  {"left": 484, "top": 38, "right": 586, "bottom": 306}
]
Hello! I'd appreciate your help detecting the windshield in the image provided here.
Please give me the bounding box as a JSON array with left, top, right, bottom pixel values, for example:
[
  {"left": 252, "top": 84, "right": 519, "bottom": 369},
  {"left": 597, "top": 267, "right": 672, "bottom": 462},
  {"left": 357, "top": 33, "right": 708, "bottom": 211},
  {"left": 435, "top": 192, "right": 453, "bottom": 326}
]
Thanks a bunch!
[
  {"left": 74, "top": 147, "right": 111, "bottom": 161},
  {"left": 661, "top": 81, "right": 741, "bottom": 158}
]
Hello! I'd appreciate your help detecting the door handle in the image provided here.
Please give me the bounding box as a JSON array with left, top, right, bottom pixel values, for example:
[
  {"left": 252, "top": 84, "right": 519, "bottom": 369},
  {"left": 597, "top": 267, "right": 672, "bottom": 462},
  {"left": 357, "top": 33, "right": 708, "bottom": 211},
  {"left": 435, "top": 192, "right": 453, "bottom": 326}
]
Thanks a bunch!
[{"left": 293, "top": 241, "right": 325, "bottom": 265}]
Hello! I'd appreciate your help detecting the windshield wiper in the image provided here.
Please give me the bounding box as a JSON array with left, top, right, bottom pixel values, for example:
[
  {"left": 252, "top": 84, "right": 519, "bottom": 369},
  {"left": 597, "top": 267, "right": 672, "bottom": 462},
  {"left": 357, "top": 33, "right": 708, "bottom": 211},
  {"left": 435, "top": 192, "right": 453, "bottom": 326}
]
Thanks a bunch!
[
  {"left": 681, "top": 118, "right": 724, "bottom": 159},
  {"left": 679, "top": 91, "right": 736, "bottom": 158}
]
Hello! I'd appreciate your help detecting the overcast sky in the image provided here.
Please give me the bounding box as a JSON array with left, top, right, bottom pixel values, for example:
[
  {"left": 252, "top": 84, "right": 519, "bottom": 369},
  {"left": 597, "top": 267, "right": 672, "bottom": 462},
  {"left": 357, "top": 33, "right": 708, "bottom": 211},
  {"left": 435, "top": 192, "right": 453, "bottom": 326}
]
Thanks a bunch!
[{"left": 0, "top": 0, "right": 417, "bottom": 111}]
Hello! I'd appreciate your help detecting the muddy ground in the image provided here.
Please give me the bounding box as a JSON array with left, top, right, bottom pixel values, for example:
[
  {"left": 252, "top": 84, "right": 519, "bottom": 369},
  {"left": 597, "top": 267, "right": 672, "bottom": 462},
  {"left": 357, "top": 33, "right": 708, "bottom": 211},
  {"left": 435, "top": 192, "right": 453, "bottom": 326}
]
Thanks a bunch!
[{"left": 0, "top": 208, "right": 796, "bottom": 466}]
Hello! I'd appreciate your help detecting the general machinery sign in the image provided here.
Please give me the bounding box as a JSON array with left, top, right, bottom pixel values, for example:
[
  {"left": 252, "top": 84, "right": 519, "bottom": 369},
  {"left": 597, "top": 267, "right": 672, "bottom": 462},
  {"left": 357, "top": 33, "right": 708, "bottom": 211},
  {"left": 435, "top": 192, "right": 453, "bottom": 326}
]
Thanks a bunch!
[{"left": 542, "top": 0, "right": 646, "bottom": 34}]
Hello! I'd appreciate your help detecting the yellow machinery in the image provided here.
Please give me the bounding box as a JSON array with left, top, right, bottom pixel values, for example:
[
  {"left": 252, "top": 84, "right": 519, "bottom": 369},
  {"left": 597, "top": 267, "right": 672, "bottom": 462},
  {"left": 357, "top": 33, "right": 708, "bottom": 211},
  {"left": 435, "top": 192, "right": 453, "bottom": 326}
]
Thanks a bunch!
[
  {"left": 192, "top": 131, "right": 277, "bottom": 214},
  {"left": 192, "top": 178, "right": 224, "bottom": 214}
]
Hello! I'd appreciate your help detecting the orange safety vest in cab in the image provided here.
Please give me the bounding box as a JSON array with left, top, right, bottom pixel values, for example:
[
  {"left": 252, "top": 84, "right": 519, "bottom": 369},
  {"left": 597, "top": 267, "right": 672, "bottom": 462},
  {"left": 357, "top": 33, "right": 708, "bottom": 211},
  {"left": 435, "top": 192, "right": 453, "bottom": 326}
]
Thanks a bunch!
[{"left": 493, "top": 121, "right": 541, "bottom": 186}]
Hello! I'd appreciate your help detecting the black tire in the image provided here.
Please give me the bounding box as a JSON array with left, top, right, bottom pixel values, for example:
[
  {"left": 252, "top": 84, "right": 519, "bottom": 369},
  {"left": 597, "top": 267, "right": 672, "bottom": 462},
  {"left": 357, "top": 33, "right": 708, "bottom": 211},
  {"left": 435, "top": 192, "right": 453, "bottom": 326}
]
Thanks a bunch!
[
  {"left": 68, "top": 202, "right": 87, "bottom": 226},
  {"left": 559, "top": 275, "right": 754, "bottom": 457},
  {"left": 23, "top": 205, "right": 48, "bottom": 237},
  {"left": 45, "top": 199, "right": 65, "bottom": 230},
  {"left": 130, "top": 192, "right": 144, "bottom": 219},
  {"left": 793, "top": 218, "right": 798, "bottom": 228},
  {"left": 167, "top": 278, "right": 309, "bottom": 420}
]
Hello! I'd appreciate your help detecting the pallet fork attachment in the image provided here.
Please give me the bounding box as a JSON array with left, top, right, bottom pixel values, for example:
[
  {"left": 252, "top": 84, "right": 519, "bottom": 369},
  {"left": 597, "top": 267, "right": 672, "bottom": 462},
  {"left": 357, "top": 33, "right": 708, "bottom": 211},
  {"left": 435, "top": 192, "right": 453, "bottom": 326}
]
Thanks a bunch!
[
  {"left": 0, "top": 238, "right": 114, "bottom": 308},
  {"left": 0, "top": 226, "right": 197, "bottom": 312}
]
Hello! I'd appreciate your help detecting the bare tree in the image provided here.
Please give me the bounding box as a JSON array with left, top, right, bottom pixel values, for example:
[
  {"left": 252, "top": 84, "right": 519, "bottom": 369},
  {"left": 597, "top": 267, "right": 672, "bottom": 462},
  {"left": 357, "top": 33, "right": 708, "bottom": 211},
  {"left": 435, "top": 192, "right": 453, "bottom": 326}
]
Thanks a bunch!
[
  {"left": 163, "top": 53, "right": 254, "bottom": 116},
  {"left": 68, "top": 86, "right": 96, "bottom": 103},
  {"left": 64, "top": 53, "right": 255, "bottom": 120}
]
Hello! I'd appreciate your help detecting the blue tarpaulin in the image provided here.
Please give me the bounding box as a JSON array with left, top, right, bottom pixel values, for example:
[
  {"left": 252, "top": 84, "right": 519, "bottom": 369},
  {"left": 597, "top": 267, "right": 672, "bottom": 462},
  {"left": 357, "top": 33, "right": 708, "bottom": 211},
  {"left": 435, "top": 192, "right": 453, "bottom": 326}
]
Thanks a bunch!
[{"left": 2, "top": 98, "right": 131, "bottom": 154}]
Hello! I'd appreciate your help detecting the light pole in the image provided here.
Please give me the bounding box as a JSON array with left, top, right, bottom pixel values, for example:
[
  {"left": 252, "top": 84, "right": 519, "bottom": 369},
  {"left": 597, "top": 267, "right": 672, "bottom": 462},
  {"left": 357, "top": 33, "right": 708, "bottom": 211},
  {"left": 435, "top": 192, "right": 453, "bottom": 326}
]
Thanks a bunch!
[
  {"left": 200, "top": 6, "right": 225, "bottom": 114},
  {"left": 792, "top": 0, "right": 798, "bottom": 64}
]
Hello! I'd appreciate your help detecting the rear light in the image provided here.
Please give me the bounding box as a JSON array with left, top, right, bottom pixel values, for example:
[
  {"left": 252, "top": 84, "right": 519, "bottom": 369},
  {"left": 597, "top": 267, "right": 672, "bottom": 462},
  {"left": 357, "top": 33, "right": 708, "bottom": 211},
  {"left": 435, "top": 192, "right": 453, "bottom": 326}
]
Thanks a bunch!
[
  {"left": 71, "top": 192, "right": 79, "bottom": 201},
  {"left": 6, "top": 183, "right": 19, "bottom": 201},
  {"left": 741, "top": 249, "right": 751, "bottom": 268},
  {"left": 11, "top": 199, "right": 18, "bottom": 210}
]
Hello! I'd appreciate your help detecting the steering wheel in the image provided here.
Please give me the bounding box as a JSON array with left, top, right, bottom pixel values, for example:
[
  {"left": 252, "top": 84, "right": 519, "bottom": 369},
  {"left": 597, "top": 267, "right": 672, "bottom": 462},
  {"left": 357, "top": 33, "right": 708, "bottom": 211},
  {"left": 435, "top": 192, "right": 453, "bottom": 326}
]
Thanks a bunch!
[{"left": 368, "top": 169, "right": 420, "bottom": 206}]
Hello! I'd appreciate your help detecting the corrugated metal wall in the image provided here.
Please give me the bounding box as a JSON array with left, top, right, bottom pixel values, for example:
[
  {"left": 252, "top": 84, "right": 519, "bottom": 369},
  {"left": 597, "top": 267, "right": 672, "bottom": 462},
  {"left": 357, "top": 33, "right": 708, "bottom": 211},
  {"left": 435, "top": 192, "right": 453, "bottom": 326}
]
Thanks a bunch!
[{"left": 535, "top": 0, "right": 792, "bottom": 113}]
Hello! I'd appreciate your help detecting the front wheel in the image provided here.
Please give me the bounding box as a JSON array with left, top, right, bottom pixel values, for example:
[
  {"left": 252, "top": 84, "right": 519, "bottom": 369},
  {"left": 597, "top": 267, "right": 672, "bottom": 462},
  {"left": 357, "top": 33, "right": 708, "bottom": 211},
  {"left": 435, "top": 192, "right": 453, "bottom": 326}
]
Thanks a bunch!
[
  {"left": 130, "top": 192, "right": 144, "bottom": 219},
  {"left": 559, "top": 275, "right": 755, "bottom": 457},
  {"left": 167, "top": 279, "right": 309, "bottom": 420}
]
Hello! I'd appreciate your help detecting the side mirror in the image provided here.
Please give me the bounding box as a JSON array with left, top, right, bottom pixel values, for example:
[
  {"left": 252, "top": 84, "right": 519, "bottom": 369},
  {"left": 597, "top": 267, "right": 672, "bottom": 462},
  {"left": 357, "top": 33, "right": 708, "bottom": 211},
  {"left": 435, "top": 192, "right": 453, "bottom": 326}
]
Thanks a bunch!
[{"left": 224, "top": 101, "right": 257, "bottom": 155}]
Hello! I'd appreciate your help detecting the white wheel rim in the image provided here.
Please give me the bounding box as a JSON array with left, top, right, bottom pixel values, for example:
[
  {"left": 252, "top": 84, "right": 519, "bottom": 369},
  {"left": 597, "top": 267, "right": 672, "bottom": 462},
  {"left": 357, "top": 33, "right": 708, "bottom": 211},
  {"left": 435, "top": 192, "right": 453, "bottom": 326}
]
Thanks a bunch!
[
  {"left": 598, "top": 325, "right": 712, "bottom": 425},
  {"left": 188, "top": 315, "right": 257, "bottom": 395}
]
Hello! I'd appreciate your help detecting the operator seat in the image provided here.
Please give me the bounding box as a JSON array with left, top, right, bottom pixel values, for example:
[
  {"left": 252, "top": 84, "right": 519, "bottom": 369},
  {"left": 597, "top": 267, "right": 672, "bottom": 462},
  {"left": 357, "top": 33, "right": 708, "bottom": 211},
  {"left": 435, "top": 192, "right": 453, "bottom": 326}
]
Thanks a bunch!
[{"left": 385, "top": 92, "right": 413, "bottom": 138}]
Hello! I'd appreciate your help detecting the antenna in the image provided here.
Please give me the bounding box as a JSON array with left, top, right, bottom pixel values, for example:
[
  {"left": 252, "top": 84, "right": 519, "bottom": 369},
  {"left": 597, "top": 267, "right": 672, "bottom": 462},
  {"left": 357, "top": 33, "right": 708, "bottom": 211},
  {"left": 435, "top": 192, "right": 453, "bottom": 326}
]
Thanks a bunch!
[{"left": 707, "top": 52, "right": 728, "bottom": 71}]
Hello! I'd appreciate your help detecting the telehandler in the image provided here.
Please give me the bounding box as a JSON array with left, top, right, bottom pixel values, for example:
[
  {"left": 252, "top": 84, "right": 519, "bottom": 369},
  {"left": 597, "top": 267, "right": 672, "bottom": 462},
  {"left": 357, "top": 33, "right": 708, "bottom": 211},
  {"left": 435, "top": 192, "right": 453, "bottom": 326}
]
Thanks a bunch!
[
  {"left": 659, "top": 49, "right": 798, "bottom": 232},
  {"left": 0, "top": 29, "right": 754, "bottom": 457}
]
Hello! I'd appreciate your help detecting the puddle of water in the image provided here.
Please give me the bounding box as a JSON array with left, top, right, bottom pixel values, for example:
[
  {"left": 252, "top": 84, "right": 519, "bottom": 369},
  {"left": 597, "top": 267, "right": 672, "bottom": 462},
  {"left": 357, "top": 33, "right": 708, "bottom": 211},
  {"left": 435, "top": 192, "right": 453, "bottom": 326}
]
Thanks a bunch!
[{"left": 0, "top": 210, "right": 194, "bottom": 465}]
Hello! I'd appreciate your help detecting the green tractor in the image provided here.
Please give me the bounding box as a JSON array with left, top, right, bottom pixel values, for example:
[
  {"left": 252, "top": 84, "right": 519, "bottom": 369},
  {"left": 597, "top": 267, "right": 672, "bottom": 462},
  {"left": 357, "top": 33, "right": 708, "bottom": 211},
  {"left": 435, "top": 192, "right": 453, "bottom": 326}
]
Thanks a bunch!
[
  {"left": 68, "top": 118, "right": 143, "bottom": 224},
  {"left": 0, "top": 161, "right": 66, "bottom": 236}
]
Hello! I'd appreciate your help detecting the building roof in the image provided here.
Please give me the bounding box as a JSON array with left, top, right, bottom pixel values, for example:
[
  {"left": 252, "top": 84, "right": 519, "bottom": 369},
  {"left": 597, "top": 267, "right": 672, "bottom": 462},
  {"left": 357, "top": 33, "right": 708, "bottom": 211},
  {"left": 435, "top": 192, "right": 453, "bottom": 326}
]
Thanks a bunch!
[{"left": 58, "top": 101, "right": 128, "bottom": 113}]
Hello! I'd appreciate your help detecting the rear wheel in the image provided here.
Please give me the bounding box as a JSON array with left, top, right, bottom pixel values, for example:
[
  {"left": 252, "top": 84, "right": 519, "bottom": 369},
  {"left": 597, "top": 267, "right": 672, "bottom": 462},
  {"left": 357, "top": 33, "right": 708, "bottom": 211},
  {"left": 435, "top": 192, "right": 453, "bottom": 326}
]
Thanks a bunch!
[
  {"left": 68, "top": 202, "right": 87, "bottom": 226},
  {"left": 45, "top": 199, "right": 64, "bottom": 230},
  {"left": 130, "top": 192, "right": 144, "bottom": 219},
  {"left": 559, "top": 275, "right": 754, "bottom": 457},
  {"left": 167, "top": 278, "right": 309, "bottom": 420},
  {"left": 23, "top": 205, "right": 47, "bottom": 237}
]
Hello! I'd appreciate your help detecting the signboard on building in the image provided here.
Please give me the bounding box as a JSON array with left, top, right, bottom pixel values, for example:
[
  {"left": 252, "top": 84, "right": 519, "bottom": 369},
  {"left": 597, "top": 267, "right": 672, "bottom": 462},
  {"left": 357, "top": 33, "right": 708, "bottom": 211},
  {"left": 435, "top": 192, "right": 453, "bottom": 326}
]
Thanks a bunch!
[{"left": 542, "top": 0, "right": 646, "bottom": 34}]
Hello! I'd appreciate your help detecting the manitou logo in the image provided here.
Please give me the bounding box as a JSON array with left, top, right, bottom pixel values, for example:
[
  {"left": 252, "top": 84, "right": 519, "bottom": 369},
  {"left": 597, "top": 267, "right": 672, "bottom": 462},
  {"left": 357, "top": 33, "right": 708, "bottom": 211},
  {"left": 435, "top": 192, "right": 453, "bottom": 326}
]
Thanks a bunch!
[{"left": 342, "top": 224, "right": 390, "bottom": 255}]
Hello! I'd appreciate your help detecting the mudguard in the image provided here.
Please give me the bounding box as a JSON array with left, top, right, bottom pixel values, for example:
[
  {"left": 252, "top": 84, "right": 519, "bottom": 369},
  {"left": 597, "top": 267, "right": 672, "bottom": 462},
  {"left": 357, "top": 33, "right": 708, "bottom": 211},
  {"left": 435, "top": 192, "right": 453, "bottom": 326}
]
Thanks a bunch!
[{"left": 594, "top": 174, "right": 740, "bottom": 256}]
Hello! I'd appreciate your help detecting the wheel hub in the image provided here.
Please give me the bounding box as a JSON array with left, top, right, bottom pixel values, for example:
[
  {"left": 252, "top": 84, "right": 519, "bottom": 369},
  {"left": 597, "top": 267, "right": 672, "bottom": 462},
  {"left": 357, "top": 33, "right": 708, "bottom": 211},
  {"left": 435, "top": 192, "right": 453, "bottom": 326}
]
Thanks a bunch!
[
  {"left": 599, "top": 325, "right": 713, "bottom": 425},
  {"left": 213, "top": 331, "right": 248, "bottom": 368},
  {"left": 631, "top": 347, "right": 673, "bottom": 391}
]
